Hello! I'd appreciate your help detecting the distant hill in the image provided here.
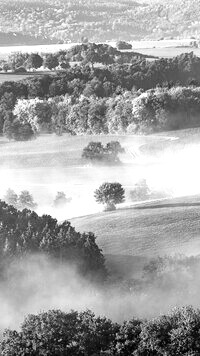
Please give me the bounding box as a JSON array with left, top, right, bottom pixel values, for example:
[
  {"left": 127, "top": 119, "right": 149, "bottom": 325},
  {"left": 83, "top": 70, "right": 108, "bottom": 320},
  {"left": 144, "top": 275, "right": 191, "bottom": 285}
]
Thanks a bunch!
[
  {"left": 1, "top": 0, "right": 200, "bottom": 43},
  {"left": 0, "top": 31, "right": 57, "bottom": 46}
]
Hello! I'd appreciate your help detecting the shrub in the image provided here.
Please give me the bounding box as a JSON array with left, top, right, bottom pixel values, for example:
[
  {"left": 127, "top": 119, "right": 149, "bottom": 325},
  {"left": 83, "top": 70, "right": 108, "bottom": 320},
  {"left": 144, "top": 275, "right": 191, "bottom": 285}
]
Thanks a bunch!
[{"left": 117, "top": 41, "right": 132, "bottom": 50}]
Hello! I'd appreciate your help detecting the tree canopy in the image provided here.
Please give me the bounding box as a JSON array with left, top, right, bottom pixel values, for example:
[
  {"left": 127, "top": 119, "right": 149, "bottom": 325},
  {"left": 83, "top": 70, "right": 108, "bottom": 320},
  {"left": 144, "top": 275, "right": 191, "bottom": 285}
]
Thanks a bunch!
[{"left": 94, "top": 182, "right": 125, "bottom": 211}]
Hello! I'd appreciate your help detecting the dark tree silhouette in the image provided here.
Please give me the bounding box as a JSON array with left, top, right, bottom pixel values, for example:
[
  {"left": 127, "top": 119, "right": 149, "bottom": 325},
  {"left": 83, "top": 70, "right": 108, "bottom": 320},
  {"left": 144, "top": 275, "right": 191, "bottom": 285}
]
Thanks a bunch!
[{"left": 94, "top": 182, "right": 125, "bottom": 211}]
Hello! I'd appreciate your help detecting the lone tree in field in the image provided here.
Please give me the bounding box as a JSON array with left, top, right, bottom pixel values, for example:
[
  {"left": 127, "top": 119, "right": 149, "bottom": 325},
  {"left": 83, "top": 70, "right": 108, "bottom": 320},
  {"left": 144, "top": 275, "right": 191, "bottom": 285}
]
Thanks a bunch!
[{"left": 94, "top": 182, "right": 125, "bottom": 211}]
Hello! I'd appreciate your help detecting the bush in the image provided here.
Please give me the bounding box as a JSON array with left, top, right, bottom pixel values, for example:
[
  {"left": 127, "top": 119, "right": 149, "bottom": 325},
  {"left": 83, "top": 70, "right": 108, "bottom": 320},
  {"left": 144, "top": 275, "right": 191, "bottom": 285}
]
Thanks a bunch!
[
  {"left": 82, "top": 141, "right": 125, "bottom": 164},
  {"left": 117, "top": 41, "right": 132, "bottom": 50}
]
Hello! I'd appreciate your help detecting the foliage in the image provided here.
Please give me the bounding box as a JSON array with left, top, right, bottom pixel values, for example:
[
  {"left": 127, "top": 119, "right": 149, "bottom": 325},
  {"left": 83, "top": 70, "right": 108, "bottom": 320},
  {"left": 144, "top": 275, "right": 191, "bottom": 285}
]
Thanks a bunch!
[
  {"left": 3, "top": 306, "right": 200, "bottom": 355},
  {"left": 18, "top": 190, "right": 38, "bottom": 210},
  {"left": 44, "top": 53, "right": 59, "bottom": 70},
  {"left": 1, "top": 53, "right": 200, "bottom": 137},
  {"left": 82, "top": 141, "right": 124, "bottom": 163},
  {"left": 0, "top": 200, "right": 106, "bottom": 279},
  {"left": 26, "top": 53, "right": 43, "bottom": 69},
  {"left": 53, "top": 192, "right": 72, "bottom": 208},
  {"left": 117, "top": 41, "right": 132, "bottom": 50},
  {"left": 2, "top": 0, "right": 200, "bottom": 43},
  {"left": 3, "top": 189, "right": 18, "bottom": 209},
  {"left": 3, "top": 189, "right": 37, "bottom": 211},
  {"left": 1, "top": 309, "right": 119, "bottom": 356},
  {"left": 94, "top": 182, "right": 125, "bottom": 211},
  {"left": 130, "top": 179, "right": 150, "bottom": 202}
]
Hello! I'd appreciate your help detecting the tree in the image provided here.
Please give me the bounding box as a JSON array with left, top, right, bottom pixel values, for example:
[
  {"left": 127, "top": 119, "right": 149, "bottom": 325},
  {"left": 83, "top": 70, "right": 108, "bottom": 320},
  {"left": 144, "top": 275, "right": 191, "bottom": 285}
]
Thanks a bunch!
[
  {"left": 18, "top": 190, "right": 37, "bottom": 210},
  {"left": 94, "top": 182, "right": 125, "bottom": 211},
  {"left": 44, "top": 53, "right": 59, "bottom": 70},
  {"left": 115, "top": 319, "right": 142, "bottom": 356},
  {"left": 82, "top": 142, "right": 105, "bottom": 161},
  {"left": 53, "top": 192, "right": 72, "bottom": 208},
  {"left": 2, "top": 111, "right": 14, "bottom": 140},
  {"left": 82, "top": 141, "right": 125, "bottom": 163},
  {"left": 117, "top": 41, "right": 132, "bottom": 50},
  {"left": 1, "top": 309, "right": 118, "bottom": 356},
  {"left": 3, "top": 189, "right": 18, "bottom": 208},
  {"left": 26, "top": 53, "right": 43, "bottom": 69},
  {"left": 130, "top": 179, "right": 150, "bottom": 201},
  {"left": 104, "top": 141, "right": 125, "bottom": 162},
  {"left": 0, "top": 199, "right": 107, "bottom": 278}
]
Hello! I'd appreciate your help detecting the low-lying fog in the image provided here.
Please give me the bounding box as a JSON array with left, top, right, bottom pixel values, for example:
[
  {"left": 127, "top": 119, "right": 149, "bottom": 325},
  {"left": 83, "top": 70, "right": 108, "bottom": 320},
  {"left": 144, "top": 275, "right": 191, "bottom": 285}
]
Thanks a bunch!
[
  {"left": 1, "top": 254, "right": 200, "bottom": 332},
  {"left": 1, "top": 135, "right": 200, "bottom": 331},
  {"left": 1, "top": 136, "right": 200, "bottom": 220}
]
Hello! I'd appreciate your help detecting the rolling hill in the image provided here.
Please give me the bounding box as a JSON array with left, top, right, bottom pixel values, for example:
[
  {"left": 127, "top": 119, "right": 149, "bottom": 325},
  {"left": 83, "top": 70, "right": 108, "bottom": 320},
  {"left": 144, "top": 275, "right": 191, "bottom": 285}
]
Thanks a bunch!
[
  {"left": 1, "top": 0, "right": 200, "bottom": 43},
  {"left": 71, "top": 195, "right": 200, "bottom": 277}
]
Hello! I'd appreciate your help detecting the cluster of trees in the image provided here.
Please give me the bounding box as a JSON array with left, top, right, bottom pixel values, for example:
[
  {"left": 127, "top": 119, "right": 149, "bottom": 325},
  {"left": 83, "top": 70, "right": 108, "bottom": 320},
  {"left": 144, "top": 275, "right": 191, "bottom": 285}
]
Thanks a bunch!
[
  {"left": 1, "top": 52, "right": 200, "bottom": 139},
  {"left": 3, "top": 189, "right": 37, "bottom": 210},
  {"left": 117, "top": 41, "right": 132, "bottom": 50},
  {"left": 0, "top": 43, "right": 150, "bottom": 73},
  {"left": 0, "top": 200, "right": 106, "bottom": 279},
  {"left": 7, "top": 84, "right": 200, "bottom": 139},
  {"left": 82, "top": 141, "right": 124, "bottom": 163},
  {"left": 3, "top": 305, "right": 200, "bottom": 355}
]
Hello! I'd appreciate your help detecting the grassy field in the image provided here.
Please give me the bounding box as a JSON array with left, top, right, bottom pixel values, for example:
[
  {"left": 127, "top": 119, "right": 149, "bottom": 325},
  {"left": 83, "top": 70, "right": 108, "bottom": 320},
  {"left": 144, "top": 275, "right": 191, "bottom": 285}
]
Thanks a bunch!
[
  {"left": 132, "top": 47, "right": 200, "bottom": 58},
  {"left": 71, "top": 195, "right": 200, "bottom": 277},
  {"left": 0, "top": 71, "right": 57, "bottom": 83},
  {"left": 0, "top": 133, "right": 160, "bottom": 221},
  {"left": 1, "top": 130, "right": 200, "bottom": 278}
]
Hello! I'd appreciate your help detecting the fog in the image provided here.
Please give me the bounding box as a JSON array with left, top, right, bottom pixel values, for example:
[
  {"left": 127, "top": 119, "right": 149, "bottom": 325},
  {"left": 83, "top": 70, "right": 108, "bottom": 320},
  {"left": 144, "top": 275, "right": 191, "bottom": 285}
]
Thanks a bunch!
[
  {"left": 1, "top": 137, "right": 200, "bottom": 220},
  {"left": 1, "top": 135, "right": 200, "bottom": 331},
  {"left": 1, "top": 254, "right": 200, "bottom": 333}
]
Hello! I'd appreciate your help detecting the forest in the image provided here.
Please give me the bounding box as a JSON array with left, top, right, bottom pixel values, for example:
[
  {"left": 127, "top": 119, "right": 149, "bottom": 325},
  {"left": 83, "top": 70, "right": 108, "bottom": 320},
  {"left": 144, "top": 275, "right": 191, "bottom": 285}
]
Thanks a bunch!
[
  {"left": 1, "top": 0, "right": 200, "bottom": 42},
  {"left": 1, "top": 50, "right": 200, "bottom": 139}
]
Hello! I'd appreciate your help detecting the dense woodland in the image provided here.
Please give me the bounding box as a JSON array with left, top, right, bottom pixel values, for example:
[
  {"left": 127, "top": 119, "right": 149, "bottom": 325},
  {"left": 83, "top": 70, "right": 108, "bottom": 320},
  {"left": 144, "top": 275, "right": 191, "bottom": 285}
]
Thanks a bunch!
[
  {"left": 1, "top": 0, "right": 200, "bottom": 42},
  {"left": 1, "top": 50, "right": 200, "bottom": 138}
]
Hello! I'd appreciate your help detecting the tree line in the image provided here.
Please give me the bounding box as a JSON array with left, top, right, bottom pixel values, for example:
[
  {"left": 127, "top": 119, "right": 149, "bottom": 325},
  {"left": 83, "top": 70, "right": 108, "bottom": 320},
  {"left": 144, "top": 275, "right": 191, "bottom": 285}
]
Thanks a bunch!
[
  {"left": 2, "top": 305, "right": 200, "bottom": 355},
  {"left": 0, "top": 43, "right": 151, "bottom": 73},
  {"left": 1, "top": 52, "right": 200, "bottom": 139},
  {"left": 4, "top": 85, "right": 200, "bottom": 140}
]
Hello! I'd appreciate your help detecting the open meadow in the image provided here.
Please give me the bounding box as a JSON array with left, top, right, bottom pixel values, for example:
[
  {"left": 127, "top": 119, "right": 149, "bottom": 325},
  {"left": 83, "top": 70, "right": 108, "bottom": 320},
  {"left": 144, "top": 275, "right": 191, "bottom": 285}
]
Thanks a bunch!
[{"left": 1, "top": 130, "right": 200, "bottom": 278}]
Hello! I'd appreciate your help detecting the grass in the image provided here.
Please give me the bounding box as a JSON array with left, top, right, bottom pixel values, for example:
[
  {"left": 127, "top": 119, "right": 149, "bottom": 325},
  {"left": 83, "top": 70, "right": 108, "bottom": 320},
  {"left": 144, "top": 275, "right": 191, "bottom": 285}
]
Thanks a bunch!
[
  {"left": 71, "top": 195, "right": 200, "bottom": 257},
  {"left": 0, "top": 71, "right": 57, "bottom": 83},
  {"left": 70, "top": 195, "right": 200, "bottom": 276},
  {"left": 132, "top": 47, "right": 200, "bottom": 58},
  {"left": 1, "top": 129, "right": 200, "bottom": 277}
]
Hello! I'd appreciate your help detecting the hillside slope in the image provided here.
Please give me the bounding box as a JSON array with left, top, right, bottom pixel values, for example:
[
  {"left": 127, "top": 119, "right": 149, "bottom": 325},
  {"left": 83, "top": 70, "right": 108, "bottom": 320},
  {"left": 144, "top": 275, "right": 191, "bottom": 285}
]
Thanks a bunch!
[
  {"left": 1, "top": 0, "right": 200, "bottom": 42},
  {"left": 71, "top": 195, "right": 200, "bottom": 258}
]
